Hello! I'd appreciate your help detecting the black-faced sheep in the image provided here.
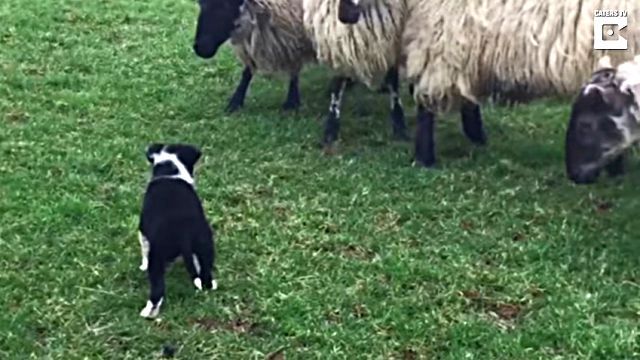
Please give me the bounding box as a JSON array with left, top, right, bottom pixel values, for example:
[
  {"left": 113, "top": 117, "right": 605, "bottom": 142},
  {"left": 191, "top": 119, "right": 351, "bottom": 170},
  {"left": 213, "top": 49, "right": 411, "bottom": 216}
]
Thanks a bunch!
[
  {"left": 565, "top": 55, "right": 640, "bottom": 184},
  {"left": 193, "top": 0, "right": 316, "bottom": 113},
  {"left": 327, "top": 0, "right": 487, "bottom": 156},
  {"left": 304, "top": 0, "right": 415, "bottom": 148}
]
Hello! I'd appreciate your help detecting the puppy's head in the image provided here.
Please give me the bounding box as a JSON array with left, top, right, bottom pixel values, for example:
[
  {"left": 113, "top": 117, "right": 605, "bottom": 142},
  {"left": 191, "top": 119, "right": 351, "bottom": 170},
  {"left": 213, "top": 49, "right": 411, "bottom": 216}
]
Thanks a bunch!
[{"left": 145, "top": 143, "right": 202, "bottom": 184}]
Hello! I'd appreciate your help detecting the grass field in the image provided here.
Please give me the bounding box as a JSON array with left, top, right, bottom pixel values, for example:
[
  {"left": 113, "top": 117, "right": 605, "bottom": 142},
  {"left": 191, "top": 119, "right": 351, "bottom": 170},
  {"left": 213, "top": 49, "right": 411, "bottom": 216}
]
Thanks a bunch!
[{"left": 2, "top": 0, "right": 640, "bottom": 358}]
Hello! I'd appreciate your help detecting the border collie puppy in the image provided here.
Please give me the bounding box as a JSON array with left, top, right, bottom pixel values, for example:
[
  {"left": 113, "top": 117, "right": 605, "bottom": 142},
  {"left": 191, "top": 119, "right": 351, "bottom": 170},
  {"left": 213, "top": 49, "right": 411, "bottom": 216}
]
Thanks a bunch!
[{"left": 138, "top": 143, "right": 217, "bottom": 318}]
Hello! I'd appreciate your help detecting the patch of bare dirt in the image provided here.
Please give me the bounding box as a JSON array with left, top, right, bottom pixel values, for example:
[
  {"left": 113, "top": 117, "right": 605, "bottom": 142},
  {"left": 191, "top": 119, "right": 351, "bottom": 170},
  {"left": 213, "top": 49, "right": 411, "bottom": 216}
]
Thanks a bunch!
[
  {"left": 191, "top": 317, "right": 260, "bottom": 335},
  {"left": 342, "top": 244, "right": 375, "bottom": 260},
  {"left": 459, "top": 290, "right": 528, "bottom": 330}
]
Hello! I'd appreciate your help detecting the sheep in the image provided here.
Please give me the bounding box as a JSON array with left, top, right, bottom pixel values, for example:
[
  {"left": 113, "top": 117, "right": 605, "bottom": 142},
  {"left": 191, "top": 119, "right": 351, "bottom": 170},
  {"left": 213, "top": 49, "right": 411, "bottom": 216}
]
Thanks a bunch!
[
  {"left": 338, "top": 0, "right": 640, "bottom": 166},
  {"left": 303, "top": 0, "right": 415, "bottom": 148},
  {"left": 398, "top": 0, "right": 640, "bottom": 167},
  {"left": 565, "top": 55, "right": 640, "bottom": 184},
  {"left": 320, "top": 0, "right": 487, "bottom": 154},
  {"left": 193, "top": 0, "right": 316, "bottom": 113}
]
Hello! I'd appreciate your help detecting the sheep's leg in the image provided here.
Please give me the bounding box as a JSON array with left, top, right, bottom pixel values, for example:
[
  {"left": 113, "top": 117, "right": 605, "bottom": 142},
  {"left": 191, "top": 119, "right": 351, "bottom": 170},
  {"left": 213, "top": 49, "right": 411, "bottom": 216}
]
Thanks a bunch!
[
  {"left": 414, "top": 104, "right": 436, "bottom": 167},
  {"left": 323, "top": 76, "right": 348, "bottom": 150},
  {"left": 226, "top": 66, "right": 253, "bottom": 113},
  {"left": 385, "top": 67, "right": 409, "bottom": 141},
  {"left": 282, "top": 73, "right": 301, "bottom": 111},
  {"left": 605, "top": 154, "right": 625, "bottom": 177},
  {"left": 460, "top": 101, "right": 486, "bottom": 145}
]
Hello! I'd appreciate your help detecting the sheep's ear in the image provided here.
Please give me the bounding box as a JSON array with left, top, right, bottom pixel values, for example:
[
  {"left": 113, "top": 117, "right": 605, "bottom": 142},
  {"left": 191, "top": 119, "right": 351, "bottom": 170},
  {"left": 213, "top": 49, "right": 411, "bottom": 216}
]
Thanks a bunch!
[
  {"left": 146, "top": 143, "right": 164, "bottom": 163},
  {"left": 596, "top": 55, "right": 613, "bottom": 70}
]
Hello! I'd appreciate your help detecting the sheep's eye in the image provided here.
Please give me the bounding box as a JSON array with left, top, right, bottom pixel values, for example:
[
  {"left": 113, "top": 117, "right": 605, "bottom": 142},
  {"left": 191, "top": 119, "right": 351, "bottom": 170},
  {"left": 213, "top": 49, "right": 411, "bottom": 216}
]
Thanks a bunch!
[{"left": 578, "top": 121, "right": 595, "bottom": 133}]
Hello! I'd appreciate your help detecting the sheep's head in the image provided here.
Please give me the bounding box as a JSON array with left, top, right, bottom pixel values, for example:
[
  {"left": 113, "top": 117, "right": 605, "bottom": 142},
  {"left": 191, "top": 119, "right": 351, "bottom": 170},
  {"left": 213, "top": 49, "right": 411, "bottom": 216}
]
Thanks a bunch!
[
  {"left": 338, "top": 0, "right": 362, "bottom": 24},
  {"left": 193, "top": 0, "right": 244, "bottom": 59},
  {"left": 564, "top": 58, "right": 640, "bottom": 184}
]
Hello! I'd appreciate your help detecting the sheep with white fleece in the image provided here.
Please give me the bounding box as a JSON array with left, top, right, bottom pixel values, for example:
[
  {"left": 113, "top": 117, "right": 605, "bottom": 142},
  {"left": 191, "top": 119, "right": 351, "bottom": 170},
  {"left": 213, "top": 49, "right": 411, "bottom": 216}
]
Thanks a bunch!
[
  {"left": 193, "top": 0, "right": 316, "bottom": 113},
  {"left": 401, "top": 0, "right": 640, "bottom": 166}
]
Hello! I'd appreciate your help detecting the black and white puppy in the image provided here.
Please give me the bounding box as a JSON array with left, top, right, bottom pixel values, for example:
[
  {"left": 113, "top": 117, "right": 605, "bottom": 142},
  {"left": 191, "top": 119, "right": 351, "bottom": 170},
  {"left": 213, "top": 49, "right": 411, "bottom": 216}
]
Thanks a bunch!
[{"left": 138, "top": 143, "right": 217, "bottom": 318}]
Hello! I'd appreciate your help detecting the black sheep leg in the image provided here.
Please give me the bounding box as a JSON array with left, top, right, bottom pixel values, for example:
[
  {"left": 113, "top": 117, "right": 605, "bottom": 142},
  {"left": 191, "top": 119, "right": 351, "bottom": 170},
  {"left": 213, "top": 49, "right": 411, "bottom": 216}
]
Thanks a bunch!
[
  {"left": 384, "top": 67, "right": 409, "bottom": 141},
  {"left": 282, "top": 73, "right": 301, "bottom": 111},
  {"left": 414, "top": 104, "right": 436, "bottom": 167},
  {"left": 460, "top": 100, "right": 487, "bottom": 145},
  {"left": 226, "top": 66, "right": 253, "bottom": 113},
  {"left": 323, "top": 76, "right": 348, "bottom": 149}
]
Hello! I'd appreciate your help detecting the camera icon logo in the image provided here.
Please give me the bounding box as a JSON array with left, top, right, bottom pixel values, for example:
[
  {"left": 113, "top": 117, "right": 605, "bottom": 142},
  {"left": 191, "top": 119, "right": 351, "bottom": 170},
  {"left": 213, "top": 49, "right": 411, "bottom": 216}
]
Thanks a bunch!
[{"left": 593, "top": 10, "right": 628, "bottom": 50}]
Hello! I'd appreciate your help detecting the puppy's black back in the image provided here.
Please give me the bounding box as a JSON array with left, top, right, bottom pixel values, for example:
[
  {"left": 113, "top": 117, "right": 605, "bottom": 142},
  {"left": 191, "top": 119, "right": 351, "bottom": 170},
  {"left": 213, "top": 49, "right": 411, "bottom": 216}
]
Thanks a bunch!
[{"left": 140, "top": 179, "right": 212, "bottom": 260}]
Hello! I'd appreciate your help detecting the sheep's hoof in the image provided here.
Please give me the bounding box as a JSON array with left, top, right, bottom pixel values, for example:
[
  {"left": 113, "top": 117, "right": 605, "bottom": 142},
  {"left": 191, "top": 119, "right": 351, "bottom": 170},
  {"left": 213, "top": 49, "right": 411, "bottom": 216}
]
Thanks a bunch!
[
  {"left": 467, "top": 132, "right": 487, "bottom": 146},
  {"left": 393, "top": 130, "right": 411, "bottom": 142},
  {"left": 322, "top": 142, "right": 339, "bottom": 156},
  {"left": 281, "top": 100, "right": 300, "bottom": 111},
  {"left": 412, "top": 157, "right": 436, "bottom": 169},
  {"left": 225, "top": 100, "right": 244, "bottom": 113}
]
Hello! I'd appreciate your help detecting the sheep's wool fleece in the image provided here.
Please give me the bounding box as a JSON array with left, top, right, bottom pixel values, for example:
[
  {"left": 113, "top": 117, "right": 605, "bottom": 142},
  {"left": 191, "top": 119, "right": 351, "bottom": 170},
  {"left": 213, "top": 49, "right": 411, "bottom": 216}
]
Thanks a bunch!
[
  {"left": 402, "top": 0, "right": 640, "bottom": 112},
  {"left": 231, "top": 0, "right": 316, "bottom": 75},
  {"left": 303, "top": 0, "right": 407, "bottom": 88}
]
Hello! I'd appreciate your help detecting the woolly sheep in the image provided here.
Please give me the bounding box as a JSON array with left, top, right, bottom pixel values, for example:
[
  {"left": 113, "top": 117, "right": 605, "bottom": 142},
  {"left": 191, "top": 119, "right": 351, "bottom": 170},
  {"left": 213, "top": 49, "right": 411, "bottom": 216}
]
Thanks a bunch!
[
  {"left": 565, "top": 55, "right": 640, "bottom": 184},
  {"left": 400, "top": 0, "right": 640, "bottom": 167},
  {"left": 193, "top": 0, "right": 316, "bottom": 112},
  {"left": 338, "top": 0, "right": 640, "bottom": 166},
  {"left": 303, "top": 0, "right": 414, "bottom": 148},
  {"left": 327, "top": 0, "right": 487, "bottom": 154}
]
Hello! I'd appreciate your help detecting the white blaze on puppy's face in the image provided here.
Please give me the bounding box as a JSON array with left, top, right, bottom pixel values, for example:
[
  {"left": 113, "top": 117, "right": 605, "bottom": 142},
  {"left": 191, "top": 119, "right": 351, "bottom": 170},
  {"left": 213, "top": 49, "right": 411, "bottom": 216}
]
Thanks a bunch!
[{"left": 151, "top": 150, "right": 194, "bottom": 185}]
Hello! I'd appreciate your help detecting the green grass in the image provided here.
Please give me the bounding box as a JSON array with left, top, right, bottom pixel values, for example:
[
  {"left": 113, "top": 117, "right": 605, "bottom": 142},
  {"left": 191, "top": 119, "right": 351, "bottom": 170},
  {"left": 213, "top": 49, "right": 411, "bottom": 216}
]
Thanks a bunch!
[{"left": 1, "top": 0, "right": 640, "bottom": 358}]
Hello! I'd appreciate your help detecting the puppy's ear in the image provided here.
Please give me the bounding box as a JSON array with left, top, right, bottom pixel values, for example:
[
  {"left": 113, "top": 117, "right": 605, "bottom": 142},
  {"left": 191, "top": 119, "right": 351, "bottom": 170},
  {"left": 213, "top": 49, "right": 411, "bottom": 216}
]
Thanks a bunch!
[
  {"left": 146, "top": 143, "right": 164, "bottom": 163},
  {"left": 177, "top": 145, "right": 202, "bottom": 169}
]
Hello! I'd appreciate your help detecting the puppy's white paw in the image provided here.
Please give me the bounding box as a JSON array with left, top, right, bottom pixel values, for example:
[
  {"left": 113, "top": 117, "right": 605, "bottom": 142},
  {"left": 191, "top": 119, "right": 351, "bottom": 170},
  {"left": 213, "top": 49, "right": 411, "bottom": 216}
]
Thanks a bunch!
[
  {"left": 211, "top": 279, "right": 218, "bottom": 290},
  {"left": 139, "top": 262, "right": 148, "bottom": 271},
  {"left": 193, "top": 277, "right": 203, "bottom": 290},
  {"left": 139, "top": 300, "right": 159, "bottom": 318}
]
